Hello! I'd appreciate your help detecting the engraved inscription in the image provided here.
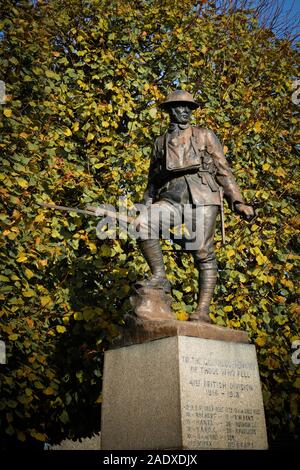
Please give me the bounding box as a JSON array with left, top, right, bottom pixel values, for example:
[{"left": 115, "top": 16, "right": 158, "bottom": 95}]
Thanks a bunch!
[{"left": 179, "top": 338, "right": 268, "bottom": 449}]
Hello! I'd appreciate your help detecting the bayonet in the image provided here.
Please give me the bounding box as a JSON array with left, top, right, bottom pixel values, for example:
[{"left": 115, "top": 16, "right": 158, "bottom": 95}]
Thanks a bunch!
[{"left": 37, "top": 202, "right": 134, "bottom": 223}]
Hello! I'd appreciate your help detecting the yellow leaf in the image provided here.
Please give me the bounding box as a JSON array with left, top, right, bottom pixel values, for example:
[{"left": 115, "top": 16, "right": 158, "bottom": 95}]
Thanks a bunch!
[
  {"left": 281, "top": 278, "right": 294, "bottom": 289},
  {"left": 25, "top": 268, "right": 34, "bottom": 279},
  {"left": 35, "top": 213, "right": 45, "bottom": 223},
  {"left": 224, "top": 306, "right": 233, "bottom": 312},
  {"left": 4, "top": 108, "right": 12, "bottom": 117},
  {"left": 56, "top": 325, "right": 66, "bottom": 333},
  {"left": 74, "top": 312, "right": 83, "bottom": 320},
  {"left": 184, "top": 286, "right": 192, "bottom": 293},
  {"left": 275, "top": 167, "right": 286, "bottom": 177},
  {"left": 63, "top": 127, "right": 72, "bottom": 136},
  {"left": 8, "top": 231, "right": 18, "bottom": 240},
  {"left": 72, "top": 121, "right": 79, "bottom": 132},
  {"left": 22, "top": 289, "right": 35, "bottom": 297},
  {"left": 87, "top": 241, "right": 97, "bottom": 253},
  {"left": 256, "top": 335, "right": 267, "bottom": 347},
  {"left": 95, "top": 395, "right": 103, "bottom": 403},
  {"left": 16, "top": 178, "right": 28, "bottom": 189},
  {"left": 262, "top": 163, "right": 270, "bottom": 171},
  {"left": 30, "top": 431, "right": 47, "bottom": 442},
  {"left": 227, "top": 249, "right": 235, "bottom": 257},
  {"left": 256, "top": 253, "right": 268, "bottom": 265},
  {"left": 267, "top": 275, "right": 275, "bottom": 285},
  {"left": 291, "top": 335, "right": 300, "bottom": 343},
  {"left": 8, "top": 333, "right": 19, "bottom": 341},
  {"left": 149, "top": 108, "right": 157, "bottom": 119},
  {"left": 19, "top": 132, "right": 28, "bottom": 139},
  {"left": 260, "top": 299, "right": 269, "bottom": 311},
  {"left": 40, "top": 295, "right": 52, "bottom": 307},
  {"left": 176, "top": 310, "right": 189, "bottom": 321},
  {"left": 253, "top": 121, "right": 263, "bottom": 133},
  {"left": 87, "top": 132, "right": 95, "bottom": 141},
  {"left": 43, "top": 387, "right": 55, "bottom": 396}
]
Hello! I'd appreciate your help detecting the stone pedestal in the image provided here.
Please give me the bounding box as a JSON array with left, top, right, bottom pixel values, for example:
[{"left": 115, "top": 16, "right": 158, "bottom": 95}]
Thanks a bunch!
[{"left": 101, "top": 321, "right": 268, "bottom": 450}]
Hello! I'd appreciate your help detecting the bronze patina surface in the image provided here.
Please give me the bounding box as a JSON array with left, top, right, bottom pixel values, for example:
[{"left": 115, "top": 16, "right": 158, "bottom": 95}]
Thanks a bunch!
[{"left": 133, "top": 90, "right": 254, "bottom": 323}]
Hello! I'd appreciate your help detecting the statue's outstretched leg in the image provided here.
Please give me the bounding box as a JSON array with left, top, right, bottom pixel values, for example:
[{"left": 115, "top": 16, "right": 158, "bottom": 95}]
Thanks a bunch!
[
  {"left": 137, "top": 239, "right": 171, "bottom": 292},
  {"left": 134, "top": 201, "right": 180, "bottom": 293},
  {"left": 131, "top": 237, "right": 173, "bottom": 321}
]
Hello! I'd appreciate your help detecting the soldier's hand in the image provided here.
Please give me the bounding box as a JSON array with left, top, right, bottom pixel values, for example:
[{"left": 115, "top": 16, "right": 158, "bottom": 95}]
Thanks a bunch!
[{"left": 235, "top": 203, "right": 255, "bottom": 220}]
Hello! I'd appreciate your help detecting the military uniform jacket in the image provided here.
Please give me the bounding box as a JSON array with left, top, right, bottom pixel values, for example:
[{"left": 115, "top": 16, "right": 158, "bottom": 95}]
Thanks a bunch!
[{"left": 143, "top": 126, "right": 245, "bottom": 209}]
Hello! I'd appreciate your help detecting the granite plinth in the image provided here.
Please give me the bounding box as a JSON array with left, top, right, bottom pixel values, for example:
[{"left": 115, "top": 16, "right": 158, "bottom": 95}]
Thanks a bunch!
[{"left": 101, "top": 334, "right": 268, "bottom": 450}]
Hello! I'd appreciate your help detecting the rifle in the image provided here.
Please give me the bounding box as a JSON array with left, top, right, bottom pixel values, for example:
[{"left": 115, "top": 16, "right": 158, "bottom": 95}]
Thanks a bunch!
[
  {"left": 37, "top": 202, "right": 134, "bottom": 223},
  {"left": 37, "top": 201, "right": 227, "bottom": 249},
  {"left": 36, "top": 202, "right": 183, "bottom": 252}
]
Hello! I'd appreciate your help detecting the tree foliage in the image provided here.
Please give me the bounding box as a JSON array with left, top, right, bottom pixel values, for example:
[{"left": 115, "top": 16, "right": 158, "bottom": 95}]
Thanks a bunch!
[{"left": 0, "top": 0, "right": 299, "bottom": 448}]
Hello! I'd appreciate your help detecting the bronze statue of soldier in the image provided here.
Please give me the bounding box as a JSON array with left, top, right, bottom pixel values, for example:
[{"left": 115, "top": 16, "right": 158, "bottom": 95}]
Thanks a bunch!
[{"left": 134, "top": 90, "right": 254, "bottom": 323}]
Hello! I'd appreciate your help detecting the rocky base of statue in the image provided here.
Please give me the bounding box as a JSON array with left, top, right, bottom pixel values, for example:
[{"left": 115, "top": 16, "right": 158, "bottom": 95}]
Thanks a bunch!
[
  {"left": 130, "top": 279, "right": 212, "bottom": 324},
  {"left": 112, "top": 314, "right": 249, "bottom": 349},
  {"left": 130, "top": 285, "right": 175, "bottom": 321}
]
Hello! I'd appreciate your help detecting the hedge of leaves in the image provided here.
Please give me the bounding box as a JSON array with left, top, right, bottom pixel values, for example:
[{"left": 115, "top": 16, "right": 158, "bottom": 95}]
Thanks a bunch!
[{"left": 0, "top": 0, "right": 299, "bottom": 448}]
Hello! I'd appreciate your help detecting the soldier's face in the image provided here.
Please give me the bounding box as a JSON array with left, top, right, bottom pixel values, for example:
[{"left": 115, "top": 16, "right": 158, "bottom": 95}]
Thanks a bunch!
[{"left": 168, "top": 104, "right": 193, "bottom": 124}]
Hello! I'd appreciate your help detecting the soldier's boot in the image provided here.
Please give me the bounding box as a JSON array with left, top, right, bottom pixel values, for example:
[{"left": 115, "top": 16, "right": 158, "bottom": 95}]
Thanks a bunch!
[
  {"left": 189, "top": 265, "right": 218, "bottom": 323},
  {"left": 138, "top": 239, "right": 171, "bottom": 292}
]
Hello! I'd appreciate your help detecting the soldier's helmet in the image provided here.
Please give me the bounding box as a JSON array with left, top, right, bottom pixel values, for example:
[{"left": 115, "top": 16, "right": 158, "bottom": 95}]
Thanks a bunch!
[{"left": 160, "top": 90, "right": 200, "bottom": 110}]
